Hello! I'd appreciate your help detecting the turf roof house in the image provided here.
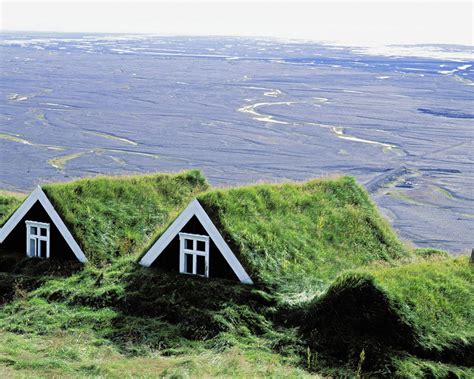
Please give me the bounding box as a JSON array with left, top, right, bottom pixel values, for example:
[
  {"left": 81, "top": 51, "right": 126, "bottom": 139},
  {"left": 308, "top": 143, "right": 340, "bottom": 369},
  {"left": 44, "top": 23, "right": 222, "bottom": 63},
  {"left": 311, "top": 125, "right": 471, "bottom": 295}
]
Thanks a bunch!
[
  {"left": 0, "top": 186, "right": 86, "bottom": 262},
  {"left": 140, "top": 176, "right": 406, "bottom": 287},
  {"left": 140, "top": 199, "right": 254, "bottom": 284}
]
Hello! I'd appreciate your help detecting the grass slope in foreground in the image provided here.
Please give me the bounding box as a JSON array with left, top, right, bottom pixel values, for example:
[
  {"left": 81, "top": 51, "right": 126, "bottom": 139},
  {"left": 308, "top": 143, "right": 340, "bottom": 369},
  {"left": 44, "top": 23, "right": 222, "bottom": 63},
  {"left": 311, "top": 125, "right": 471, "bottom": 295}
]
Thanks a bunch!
[{"left": 305, "top": 256, "right": 474, "bottom": 376}]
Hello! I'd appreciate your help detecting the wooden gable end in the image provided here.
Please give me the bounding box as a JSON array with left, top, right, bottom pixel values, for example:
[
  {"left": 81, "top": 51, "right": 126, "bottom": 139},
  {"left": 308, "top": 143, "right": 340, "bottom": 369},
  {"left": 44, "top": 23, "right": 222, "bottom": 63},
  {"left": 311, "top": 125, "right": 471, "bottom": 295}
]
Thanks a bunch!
[
  {"left": 140, "top": 199, "right": 253, "bottom": 284},
  {"left": 1, "top": 200, "right": 77, "bottom": 260},
  {"left": 151, "top": 215, "right": 239, "bottom": 281},
  {"left": 0, "top": 187, "right": 87, "bottom": 263}
]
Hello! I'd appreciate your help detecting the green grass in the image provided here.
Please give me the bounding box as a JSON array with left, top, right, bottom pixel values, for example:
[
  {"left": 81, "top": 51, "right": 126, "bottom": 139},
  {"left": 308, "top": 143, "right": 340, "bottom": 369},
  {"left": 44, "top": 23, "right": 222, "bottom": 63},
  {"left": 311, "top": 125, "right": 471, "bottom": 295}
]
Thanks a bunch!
[
  {"left": 0, "top": 257, "right": 314, "bottom": 378},
  {"left": 196, "top": 176, "right": 409, "bottom": 295},
  {"left": 304, "top": 256, "right": 473, "bottom": 371},
  {"left": 0, "top": 330, "right": 317, "bottom": 378},
  {"left": 368, "top": 257, "right": 473, "bottom": 352},
  {"left": 0, "top": 190, "right": 24, "bottom": 225},
  {"left": 43, "top": 170, "right": 208, "bottom": 264},
  {"left": 391, "top": 354, "right": 474, "bottom": 379},
  {"left": 1, "top": 173, "right": 471, "bottom": 377}
]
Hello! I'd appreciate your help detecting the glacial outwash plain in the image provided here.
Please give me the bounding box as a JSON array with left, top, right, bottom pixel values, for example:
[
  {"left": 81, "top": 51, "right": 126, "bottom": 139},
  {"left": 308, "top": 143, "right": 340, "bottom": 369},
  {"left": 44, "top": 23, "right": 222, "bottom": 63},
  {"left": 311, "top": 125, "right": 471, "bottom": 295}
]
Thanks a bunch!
[{"left": 0, "top": 33, "right": 473, "bottom": 253}]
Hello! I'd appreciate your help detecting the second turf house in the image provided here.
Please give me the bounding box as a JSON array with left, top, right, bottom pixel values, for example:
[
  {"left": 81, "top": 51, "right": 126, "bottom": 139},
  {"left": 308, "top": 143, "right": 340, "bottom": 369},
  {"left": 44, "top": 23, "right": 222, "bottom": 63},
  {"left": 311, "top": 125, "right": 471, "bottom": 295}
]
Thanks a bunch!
[
  {"left": 140, "top": 175, "right": 408, "bottom": 288},
  {"left": 139, "top": 199, "right": 254, "bottom": 284}
]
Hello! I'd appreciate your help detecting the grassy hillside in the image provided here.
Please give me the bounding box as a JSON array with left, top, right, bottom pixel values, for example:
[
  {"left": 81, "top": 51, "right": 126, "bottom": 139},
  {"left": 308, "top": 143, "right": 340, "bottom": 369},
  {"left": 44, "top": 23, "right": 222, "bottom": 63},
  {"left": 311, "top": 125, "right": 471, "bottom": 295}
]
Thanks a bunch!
[
  {"left": 43, "top": 170, "right": 208, "bottom": 264},
  {"left": 197, "top": 176, "right": 409, "bottom": 294},
  {"left": 0, "top": 330, "right": 316, "bottom": 378},
  {"left": 0, "top": 257, "right": 313, "bottom": 378},
  {"left": 1, "top": 173, "right": 470, "bottom": 377},
  {"left": 304, "top": 256, "right": 473, "bottom": 375}
]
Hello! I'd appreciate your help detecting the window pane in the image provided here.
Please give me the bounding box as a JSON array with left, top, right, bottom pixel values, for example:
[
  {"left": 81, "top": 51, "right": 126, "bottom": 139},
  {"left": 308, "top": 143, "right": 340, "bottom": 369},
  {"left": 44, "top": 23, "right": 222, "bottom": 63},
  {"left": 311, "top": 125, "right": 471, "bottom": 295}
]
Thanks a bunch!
[
  {"left": 185, "top": 239, "right": 193, "bottom": 250},
  {"left": 196, "top": 255, "right": 206, "bottom": 276},
  {"left": 29, "top": 238, "right": 36, "bottom": 256},
  {"left": 40, "top": 228, "right": 47, "bottom": 237},
  {"left": 184, "top": 253, "right": 193, "bottom": 274},
  {"left": 40, "top": 240, "right": 47, "bottom": 258},
  {"left": 196, "top": 240, "right": 206, "bottom": 252},
  {"left": 31, "top": 226, "right": 37, "bottom": 235}
]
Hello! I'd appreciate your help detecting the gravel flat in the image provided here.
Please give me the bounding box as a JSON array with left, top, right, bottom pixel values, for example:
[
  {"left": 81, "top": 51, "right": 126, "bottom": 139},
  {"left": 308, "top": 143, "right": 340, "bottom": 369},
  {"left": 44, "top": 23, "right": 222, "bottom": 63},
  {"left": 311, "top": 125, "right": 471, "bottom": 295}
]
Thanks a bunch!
[{"left": 1, "top": 34, "right": 472, "bottom": 253}]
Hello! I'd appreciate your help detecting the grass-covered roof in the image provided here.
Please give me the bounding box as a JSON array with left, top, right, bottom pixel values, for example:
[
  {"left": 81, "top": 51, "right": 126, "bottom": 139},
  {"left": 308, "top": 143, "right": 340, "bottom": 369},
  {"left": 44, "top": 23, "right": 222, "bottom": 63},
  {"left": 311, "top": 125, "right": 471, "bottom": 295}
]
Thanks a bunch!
[
  {"left": 3, "top": 172, "right": 409, "bottom": 292},
  {"left": 304, "top": 256, "right": 473, "bottom": 368},
  {"left": 43, "top": 170, "right": 208, "bottom": 264},
  {"left": 195, "top": 176, "right": 409, "bottom": 293},
  {"left": 0, "top": 190, "right": 24, "bottom": 226},
  {"left": 2, "top": 173, "right": 470, "bottom": 377}
]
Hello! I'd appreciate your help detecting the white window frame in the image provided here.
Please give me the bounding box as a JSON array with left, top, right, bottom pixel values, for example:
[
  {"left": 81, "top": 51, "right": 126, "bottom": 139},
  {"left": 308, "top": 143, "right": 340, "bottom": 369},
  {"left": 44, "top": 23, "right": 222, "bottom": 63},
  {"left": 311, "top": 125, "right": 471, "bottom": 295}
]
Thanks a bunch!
[
  {"left": 179, "top": 232, "right": 209, "bottom": 277},
  {"left": 25, "top": 220, "right": 50, "bottom": 259}
]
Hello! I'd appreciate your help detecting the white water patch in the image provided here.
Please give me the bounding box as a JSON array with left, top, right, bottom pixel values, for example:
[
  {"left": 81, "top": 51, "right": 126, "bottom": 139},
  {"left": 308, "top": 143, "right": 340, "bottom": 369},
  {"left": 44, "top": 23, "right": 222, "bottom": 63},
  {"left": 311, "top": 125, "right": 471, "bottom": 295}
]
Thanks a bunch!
[
  {"left": 238, "top": 102, "right": 290, "bottom": 124},
  {"left": 110, "top": 48, "right": 134, "bottom": 54},
  {"left": 313, "top": 97, "right": 328, "bottom": 104},
  {"left": 238, "top": 97, "right": 328, "bottom": 125},
  {"left": 143, "top": 52, "right": 233, "bottom": 59},
  {"left": 0, "top": 132, "right": 64, "bottom": 151},
  {"left": 306, "top": 122, "right": 397, "bottom": 151},
  {"left": 377, "top": 76, "right": 390, "bottom": 80},
  {"left": 9, "top": 94, "right": 28, "bottom": 101},
  {"left": 342, "top": 89, "right": 364, "bottom": 94},
  {"left": 438, "top": 69, "right": 457, "bottom": 75},
  {"left": 352, "top": 44, "right": 473, "bottom": 61},
  {"left": 438, "top": 64, "right": 471, "bottom": 76},
  {"left": 263, "top": 89, "right": 283, "bottom": 98},
  {"left": 438, "top": 64, "right": 474, "bottom": 85},
  {"left": 242, "top": 86, "right": 284, "bottom": 98},
  {"left": 83, "top": 131, "right": 138, "bottom": 146},
  {"left": 331, "top": 127, "right": 396, "bottom": 150},
  {"left": 41, "top": 103, "right": 72, "bottom": 108},
  {"left": 0, "top": 133, "right": 33, "bottom": 145}
]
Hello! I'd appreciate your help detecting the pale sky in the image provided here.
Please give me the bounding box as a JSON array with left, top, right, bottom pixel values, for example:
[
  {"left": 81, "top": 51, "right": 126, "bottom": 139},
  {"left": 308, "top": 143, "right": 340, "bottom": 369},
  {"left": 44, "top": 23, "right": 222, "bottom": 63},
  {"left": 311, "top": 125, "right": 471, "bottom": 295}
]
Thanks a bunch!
[{"left": 0, "top": 1, "right": 472, "bottom": 46}]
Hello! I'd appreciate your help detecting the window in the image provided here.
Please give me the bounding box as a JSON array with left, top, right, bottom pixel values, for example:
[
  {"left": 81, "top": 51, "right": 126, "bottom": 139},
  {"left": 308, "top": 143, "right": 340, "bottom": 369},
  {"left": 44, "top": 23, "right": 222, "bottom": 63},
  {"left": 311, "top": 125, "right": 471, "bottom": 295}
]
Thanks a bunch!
[
  {"left": 179, "top": 232, "right": 209, "bottom": 277},
  {"left": 26, "top": 221, "right": 50, "bottom": 258}
]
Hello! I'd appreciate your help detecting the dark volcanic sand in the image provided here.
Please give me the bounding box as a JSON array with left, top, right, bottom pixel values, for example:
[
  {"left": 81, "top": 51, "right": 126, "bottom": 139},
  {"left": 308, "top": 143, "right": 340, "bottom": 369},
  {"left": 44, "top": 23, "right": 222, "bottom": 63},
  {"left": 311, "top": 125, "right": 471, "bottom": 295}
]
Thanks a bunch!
[{"left": 1, "top": 34, "right": 473, "bottom": 253}]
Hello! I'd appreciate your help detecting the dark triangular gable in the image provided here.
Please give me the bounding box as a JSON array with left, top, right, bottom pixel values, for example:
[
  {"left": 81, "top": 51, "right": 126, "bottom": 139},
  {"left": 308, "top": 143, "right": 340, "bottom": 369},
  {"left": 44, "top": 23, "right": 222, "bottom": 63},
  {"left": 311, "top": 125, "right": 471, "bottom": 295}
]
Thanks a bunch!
[
  {"left": 150, "top": 215, "right": 239, "bottom": 281},
  {"left": 0, "top": 187, "right": 87, "bottom": 262},
  {"left": 1, "top": 201, "right": 75, "bottom": 260},
  {"left": 140, "top": 200, "right": 253, "bottom": 284}
]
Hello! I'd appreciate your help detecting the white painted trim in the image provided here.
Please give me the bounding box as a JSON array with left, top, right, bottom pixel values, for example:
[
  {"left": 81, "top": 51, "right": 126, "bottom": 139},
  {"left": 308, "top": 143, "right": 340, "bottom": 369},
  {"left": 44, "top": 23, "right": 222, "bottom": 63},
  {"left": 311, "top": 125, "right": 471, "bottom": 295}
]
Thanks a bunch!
[
  {"left": 0, "top": 186, "right": 87, "bottom": 263},
  {"left": 179, "top": 232, "right": 209, "bottom": 277},
  {"left": 140, "top": 199, "right": 253, "bottom": 284},
  {"left": 26, "top": 220, "right": 50, "bottom": 258}
]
